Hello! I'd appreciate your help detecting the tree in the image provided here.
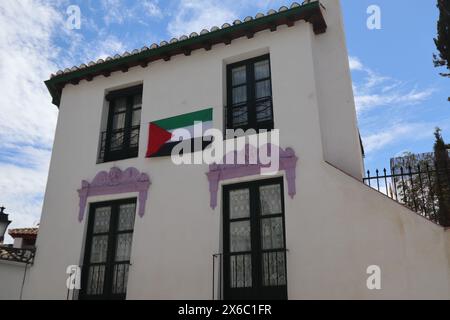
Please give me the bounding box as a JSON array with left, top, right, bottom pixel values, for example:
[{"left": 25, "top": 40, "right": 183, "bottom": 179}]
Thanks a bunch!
[
  {"left": 433, "top": 0, "right": 450, "bottom": 79},
  {"left": 391, "top": 152, "right": 438, "bottom": 219},
  {"left": 433, "top": 128, "right": 450, "bottom": 226},
  {"left": 389, "top": 129, "right": 450, "bottom": 226}
]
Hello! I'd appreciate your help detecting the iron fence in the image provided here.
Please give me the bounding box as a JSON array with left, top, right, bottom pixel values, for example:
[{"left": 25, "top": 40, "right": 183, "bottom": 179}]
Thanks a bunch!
[{"left": 364, "top": 162, "right": 450, "bottom": 227}]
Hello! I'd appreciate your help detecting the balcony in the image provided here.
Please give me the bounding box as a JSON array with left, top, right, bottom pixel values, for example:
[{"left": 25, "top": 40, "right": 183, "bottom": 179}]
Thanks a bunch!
[
  {"left": 98, "top": 126, "right": 140, "bottom": 163},
  {"left": 224, "top": 96, "right": 274, "bottom": 132}
]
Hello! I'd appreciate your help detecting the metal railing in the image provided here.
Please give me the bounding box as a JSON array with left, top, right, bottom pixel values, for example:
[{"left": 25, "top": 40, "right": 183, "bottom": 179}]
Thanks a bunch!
[
  {"left": 212, "top": 249, "right": 288, "bottom": 300},
  {"left": 68, "top": 262, "right": 132, "bottom": 300},
  {"left": 98, "top": 126, "right": 140, "bottom": 162},
  {"left": 364, "top": 163, "right": 450, "bottom": 227},
  {"left": 224, "top": 96, "right": 274, "bottom": 130}
]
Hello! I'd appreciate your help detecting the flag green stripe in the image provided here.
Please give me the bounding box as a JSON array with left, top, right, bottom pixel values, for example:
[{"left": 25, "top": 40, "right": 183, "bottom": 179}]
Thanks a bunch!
[{"left": 152, "top": 108, "right": 213, "bottom": 131}]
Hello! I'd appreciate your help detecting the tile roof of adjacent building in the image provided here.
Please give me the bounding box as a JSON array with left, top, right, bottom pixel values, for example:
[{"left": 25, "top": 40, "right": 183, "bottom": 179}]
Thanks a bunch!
[
  {"left": 45, "top": 1, "right": 327, "bottom": 107},
  {"left": 0, "top": 246, "right": 36, "bottom": 264},
  {"left": 8, "top": 228, "right": 39, "bottom": 239}
]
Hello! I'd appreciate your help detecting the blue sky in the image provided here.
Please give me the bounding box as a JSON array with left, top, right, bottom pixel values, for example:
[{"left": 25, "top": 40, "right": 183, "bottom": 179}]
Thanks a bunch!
[{"left": 0, "top": 0, "right": 448, "bottom": 241}]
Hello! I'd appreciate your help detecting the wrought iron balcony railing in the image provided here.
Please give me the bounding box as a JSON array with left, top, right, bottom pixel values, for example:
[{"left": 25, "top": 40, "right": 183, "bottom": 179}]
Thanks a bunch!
[
  {"left": 98, "top": 126, "right": 140, "bottom": 163},
  {"left": 224, "top": 96, "right": 274, "bottom": 131},
  {"left": 212, "top": 249, "right": 288, "bottom": 301}
]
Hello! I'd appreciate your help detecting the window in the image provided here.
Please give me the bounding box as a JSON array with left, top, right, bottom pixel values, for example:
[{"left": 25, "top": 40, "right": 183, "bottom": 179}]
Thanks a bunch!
[
  {"left": 223, "top": 178, "right": 287, "bottom": 300},
  {"left": 226, "top": 55, "right": 274, "bottom": 131},
  {"left": 99, "top": 85, "right": 142, "bottom": 163},
  {"left": 80, "top": 199, "right": 137, "bottom": 300}
]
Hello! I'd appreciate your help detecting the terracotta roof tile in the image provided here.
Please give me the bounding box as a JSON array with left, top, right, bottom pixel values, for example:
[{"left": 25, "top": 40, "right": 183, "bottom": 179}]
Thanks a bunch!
[
  {"left": 8, "top": 228, "right": 38, "bottom": 239},
  {"left": 45, "top": 1, "right": 327, "bottom": 106}
]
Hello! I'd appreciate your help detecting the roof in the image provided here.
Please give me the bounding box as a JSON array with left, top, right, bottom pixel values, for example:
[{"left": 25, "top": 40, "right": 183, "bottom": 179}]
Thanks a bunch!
[
  {"left": 45, "top": 1, "right": 327, "bottom": 107},
  {"left": 0, "top": 246, "right": 35, "bottom": 264},
  {"left": 8, "top": 228, "right": 38, "bottom": 240}
]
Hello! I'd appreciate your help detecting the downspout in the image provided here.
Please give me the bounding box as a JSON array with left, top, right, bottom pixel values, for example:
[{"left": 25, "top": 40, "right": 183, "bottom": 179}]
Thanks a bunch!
[{"left": 19, "top": 262, "right": 29, "bottom": 300}]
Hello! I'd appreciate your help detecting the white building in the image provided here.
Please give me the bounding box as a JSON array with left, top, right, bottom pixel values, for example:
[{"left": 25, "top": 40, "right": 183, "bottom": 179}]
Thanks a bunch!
[{"left": 1, "top": 0, "right": 449, "bottom": 300}]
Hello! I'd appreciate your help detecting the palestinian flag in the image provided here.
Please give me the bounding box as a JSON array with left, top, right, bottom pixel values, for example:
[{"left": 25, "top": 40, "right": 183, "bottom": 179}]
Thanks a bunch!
[{"left": 146, "top": 108, "right": 213, "bottom": 158}]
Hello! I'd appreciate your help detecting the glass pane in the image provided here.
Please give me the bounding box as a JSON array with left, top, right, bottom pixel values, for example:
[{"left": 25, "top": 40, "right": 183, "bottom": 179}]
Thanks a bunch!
[
  {"left": 113, "top": 113, "right": 126, "bottom": 130},
  {"left": 232, "top": 106, "right": 248, "bottom": 127},
  {"left": 110, "top": 132, "right": 124, "bottom": 151},
  {"left": 87, "top": 265, "right": 105, "bottom": 295},
  {"left": 229, "top": 189, "right": 250, "bottom": 219},
  {"left": 254, "top": 60, "right": 270, "bottom": 80},
  {"left": 230, "top": 254, "right": 252, "bottom": 288},
  {"left": 260, "top": 184, "right": 282, "bottom": 215},
  {"left": 256, "top": 98, "right": 272, "bottom": 122},
  {"left": 93, "top": 207, "right": 111, "bottom": 233},
  {"left": 232, "top": 86, "right": 247, "bottom": 105},
  {"left": 90, "top": 235, "right": 108, "bottom": 263},
  {"left": 115, "top": 233, "right": 133, "bottom": 262},
  {"left": 132, "top": 109, "right": 141, "bottom": 127},
  {"left": 113, "top": 97, "right": 127, "bottom": 113},
  {"left": 130, "top": 128, "right": 139, "bottom": 147},
  {"left": 118, "top": 203, "right": 136, "bottom": 231},
  {"left": 263, "top": 251, "right": 286, "bottom": 286},
  {"left": 112, "top": 264, "right": 130, "bottom": 294},
  {"left": 261, "top": 217, "right": 284, "bottom": 250},
  {"left": 255, "top": 80, "right": 271, "bottom": 99},
  {"left": 230, "top": 221, "right": 251, "bottom": 252},
  {"left": 232, "top": 66, "right": 246, "bottom": 85},
  {"left": 133, "top": 94, "right": 142, "bottom": 108}
]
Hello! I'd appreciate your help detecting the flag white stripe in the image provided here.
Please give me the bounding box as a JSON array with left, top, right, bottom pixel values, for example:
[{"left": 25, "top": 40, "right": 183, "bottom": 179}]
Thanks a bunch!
[{"left": 168, "top": 121, "right": 213, "bottom": 142}]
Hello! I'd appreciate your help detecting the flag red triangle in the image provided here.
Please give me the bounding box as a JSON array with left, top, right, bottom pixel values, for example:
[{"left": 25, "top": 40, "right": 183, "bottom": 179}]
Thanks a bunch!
[{"left": 146, "top": 123, "right": 173, "bottom": 157}]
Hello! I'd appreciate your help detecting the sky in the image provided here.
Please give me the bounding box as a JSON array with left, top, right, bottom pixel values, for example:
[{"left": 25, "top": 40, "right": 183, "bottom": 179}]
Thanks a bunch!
[{"left": 0, "top": 0, "right": 448, "bottom": 242}]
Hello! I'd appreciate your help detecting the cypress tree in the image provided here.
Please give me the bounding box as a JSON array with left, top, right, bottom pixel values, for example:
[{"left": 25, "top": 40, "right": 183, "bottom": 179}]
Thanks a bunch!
[
  {"left": 433, "top": 0, "right": 450, "bottom": 78},
  {"left": 433, "top": 128, "right": 450, "bottom": 226}
]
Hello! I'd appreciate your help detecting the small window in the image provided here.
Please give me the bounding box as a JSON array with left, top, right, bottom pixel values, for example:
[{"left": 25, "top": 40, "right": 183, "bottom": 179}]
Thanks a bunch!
[
  {"left": 99, "top": 85, "right": 142, "bottom": 163},
  {"left": 226, "top": 55, "right": 274, "bottom": 131}
]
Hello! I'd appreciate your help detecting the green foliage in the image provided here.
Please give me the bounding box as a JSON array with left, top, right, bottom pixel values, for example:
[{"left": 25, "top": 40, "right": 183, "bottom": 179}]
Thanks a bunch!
[
  {"left": 433, "top": 0, "right": 450, "bottom": 78},
  {"left": 392, "top": 152, "right": 438, "bottom": 220},
  {"left": 390, "top": 129, "right": 450, "bottom": 226},
  {"left": 433, "top": 128, "right": 450, "bottom": 226}
]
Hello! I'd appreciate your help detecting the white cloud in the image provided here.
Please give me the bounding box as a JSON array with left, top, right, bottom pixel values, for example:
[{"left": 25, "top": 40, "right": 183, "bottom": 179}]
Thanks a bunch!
[
  {"left": 0, "top": 0, "right": 63, "bottom": 242},
  {"left": 0, "top": 0, "right": 60, "bottom": 146},
  {"left": 101, "top": 0, "right": 163, "bottom": 26},
  {"left": 86, "top": 35, "right": 126, "bottom": 62},
  {"left": 363, "top": 124, "right": 415, "bottom": 154},
  {"left": 165, "top": 0, "right": 284, "bottom": 37},
  {"left": 0, "top": 146, "right": 51, "bottom": 243},
  {"left": 142, "top": 0, "right": 163, "bottom": 18},
  {"left": 362, "top": 122, "right": 438, "bottom": 154},
  {"left": 355, "top": 88, "right": 435, "bottom": 114},
  {"left": 350, "top": 56, "right": 435, "bottom": 114},
  {"left": 349, "top": 56, "right": 363, "bottom": 71},
  {"left": 168, "top": 0, "right": 237, "bottom": 37}
]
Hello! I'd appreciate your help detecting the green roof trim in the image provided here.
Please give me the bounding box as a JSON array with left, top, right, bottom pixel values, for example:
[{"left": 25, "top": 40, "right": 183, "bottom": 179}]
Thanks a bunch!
[{"left": 45, "top": 1, "right": 326, "bottom": 107}]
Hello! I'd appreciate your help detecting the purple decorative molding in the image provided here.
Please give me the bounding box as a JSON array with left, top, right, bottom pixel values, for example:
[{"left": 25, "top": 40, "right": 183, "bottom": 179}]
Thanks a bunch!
[
  {"left": 77, "top": 167, "right": 151, "bottom": 222},
  {"left": 206, "top": 144, "right": 298, "bottom": 209}
]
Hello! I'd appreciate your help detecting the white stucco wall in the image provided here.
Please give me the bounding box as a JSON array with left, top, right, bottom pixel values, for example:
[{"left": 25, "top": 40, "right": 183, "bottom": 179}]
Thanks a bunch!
[
  {"left": 0, "top": 261, "right": 28, "bottom": 300},
  {"left": 311, "top": 0, "right": 365, "bottom": 180},
  {"left": 18, "top": 0, "right": 450, "bottom": 300}
]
